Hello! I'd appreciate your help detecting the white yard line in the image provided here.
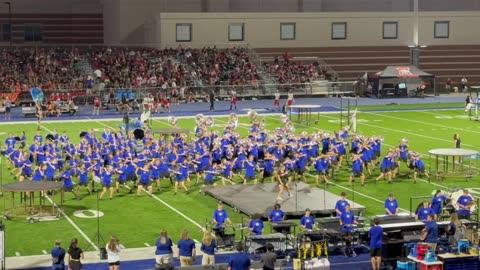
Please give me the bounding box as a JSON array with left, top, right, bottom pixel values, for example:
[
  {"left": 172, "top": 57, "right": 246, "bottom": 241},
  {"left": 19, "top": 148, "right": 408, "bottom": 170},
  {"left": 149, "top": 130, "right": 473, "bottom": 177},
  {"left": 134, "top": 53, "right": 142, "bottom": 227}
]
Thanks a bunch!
[
  {"left": 91, "top": 118, "right": 208, "bottom": 232},
  {"left": 36, "top": 124, "right": 100, "bottom": 250},
  {"left": 44, "top": 196, "right": 99, "bottom": 251},
  {"left": 144, "top": 190, "right": 206, "bottom": 231},
  {"left": 215, "top": 117, "right": 412, "bottom": 214},
  {"left": 310, "top": 114, "right": 453, "bottom": 190},
  {"left": 364, "top": 111, "right": 480, "bottom": 136}
]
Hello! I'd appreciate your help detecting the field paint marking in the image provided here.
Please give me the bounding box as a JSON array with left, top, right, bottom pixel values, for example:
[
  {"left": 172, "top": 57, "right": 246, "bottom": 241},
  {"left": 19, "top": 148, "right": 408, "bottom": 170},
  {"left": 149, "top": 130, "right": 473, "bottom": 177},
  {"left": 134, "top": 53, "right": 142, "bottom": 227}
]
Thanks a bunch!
[
  {"left": 312, "top": 114, "right": 452, "bottom": 190},
  {"left": 15, "top": 252, "right": 20, "bottom": 256},
  {"left": 194, "top": 239, "right": 201, "bottom": 244},
  {"left": 267, "top": 114, "right": 451, "bottom": 191},
  {"left": 44, "top": 196, "right": 99, "bottom": 251},
  {"left": 42, "top": 250, "right": 47, "bottom": 255},
  {"left": 217, "top": 117, "right": 412, "bottom": 214},
  {"left": 37, "top": 124, "right": 100, "bottom": 250},
  {"left": 88, "top": 118, "right": 209, "bottom": 231},
  {"left": 357, "top": 120, "right": 480, "bottom": 149},
  {"left": 144, "top": 243, "right": 151, "bottom": 247},
  {"left": 142, "top": 190, "right": 206, "bottom": 231},
  {"left": 364, "top": 111, "right": 480, "bottom": 136},
  {"left": 119, "top": 244, "right": 125, "bottom": 249}
]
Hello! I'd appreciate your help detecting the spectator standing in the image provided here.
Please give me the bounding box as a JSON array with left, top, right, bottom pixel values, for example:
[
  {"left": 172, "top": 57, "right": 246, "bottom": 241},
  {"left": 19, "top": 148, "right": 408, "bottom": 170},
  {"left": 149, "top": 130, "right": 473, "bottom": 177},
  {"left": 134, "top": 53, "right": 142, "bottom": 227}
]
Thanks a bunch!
[
  {"left": 86, "top": 75, "right": 93, "bottom": 96},
  {"left": 177, "top": 230, "right": 196, "bottom": 267},
  {"left": 209, "top": 89, "right": 215, "bottom": 111},
  {"left": 67, "top": 238, "right": 84, "bottom": 270},
  {"left": 230, "top": 90, "right": 237, "bottom": 111},
  {"left": 155, "top": 230, "right": 173, "bottom": 265},
  {"left": 4, "top": 97, "right": 11, "bottom": 120},
  {"left": 273, "top": 90, "right": 280, "bottom": 111},
  {"left": 51, "top": 240, "right": 66, "bottom": 270},
  {"left": 445, "top": 78, "right": 453, "bottom": 91},
  {"left": 286, "top": 90, "right": 294, "bottom": 108},
  {"left": 106, "top": 236, "right": 121, "bottom": 270},
  {"left": 461, "top": 77, "right": 468, "bottom": 92},
  {"left": 93, "top": 97, "right": 101, "bottom": 115},
  {"left": 261, "top": 243, "right": 276, "bottom": 270},
  {"left": 453, "top": 133, "right": 461, "bottom": 149},
  {"left": 465, "top": 95, "right": 472, "bottom": 114},
  {"left": 227, "top": 243, "right": 251, "bottom": 270},
  {"left": 201, "top": 231, "right": 216, "bottom": 265}
]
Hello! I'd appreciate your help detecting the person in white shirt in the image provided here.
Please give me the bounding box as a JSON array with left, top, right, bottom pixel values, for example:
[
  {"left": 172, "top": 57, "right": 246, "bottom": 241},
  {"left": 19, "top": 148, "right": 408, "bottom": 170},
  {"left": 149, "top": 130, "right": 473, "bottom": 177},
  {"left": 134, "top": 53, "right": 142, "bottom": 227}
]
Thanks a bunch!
[
  {"left": 273, "top": 91, "right": 280, "bottom": 111},
  {"left": 461, "top": 77, "right": 468, "bottom": 92},
  {"left": 106, "top": 236, "right": 121, "bottom": 270}
]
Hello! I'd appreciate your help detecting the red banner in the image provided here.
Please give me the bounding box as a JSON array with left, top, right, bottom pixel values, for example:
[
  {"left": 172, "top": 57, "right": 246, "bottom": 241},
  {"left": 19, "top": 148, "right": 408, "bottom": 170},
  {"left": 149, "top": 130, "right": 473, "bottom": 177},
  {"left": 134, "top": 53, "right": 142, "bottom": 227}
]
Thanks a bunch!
[{"left": 0, "top": 92, "right": 20, "bottom": 102}]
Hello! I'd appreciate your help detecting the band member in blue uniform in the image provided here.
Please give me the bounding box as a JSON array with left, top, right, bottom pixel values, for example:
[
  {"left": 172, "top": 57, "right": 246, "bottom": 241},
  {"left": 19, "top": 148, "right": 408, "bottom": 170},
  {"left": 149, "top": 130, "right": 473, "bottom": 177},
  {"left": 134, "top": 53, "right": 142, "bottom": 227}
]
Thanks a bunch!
[
  {"left": 340, "top": 204, "right": 358, "bottom": 257},
  {"left": 136, "top": 164, "right": 153, "bottom": 196},
  {"left": 416, "top": 200, "right": 435, "bottom": 221},
  {"left": 268, "top": 204, "right": 285, "bottom": 223},
  {"left": 456, "top": 189, "right": 473, "bottom": 219},
  {"left": 384, "top": 193, "right": 399, "bottom": 215},
  {"left": 300, "top": 208, "right": 315, "bottom": 230},
  {"left": 349, "top": 154, "right": 365, "bottom": 186},
  {"left": 431, "top": 190, "right": 446, "bottom": 220},
  {"left": 335, "top": 192, "right": 348, "bottom": 217},
  {"left": 248, "top": 214, "right": 264, "bottom": 236},
  {"left": 369, "top": 218, "right": 383, "bottom": 270},
  {"left": 100, "top": 166, "right": 115, "bottom": 200}
]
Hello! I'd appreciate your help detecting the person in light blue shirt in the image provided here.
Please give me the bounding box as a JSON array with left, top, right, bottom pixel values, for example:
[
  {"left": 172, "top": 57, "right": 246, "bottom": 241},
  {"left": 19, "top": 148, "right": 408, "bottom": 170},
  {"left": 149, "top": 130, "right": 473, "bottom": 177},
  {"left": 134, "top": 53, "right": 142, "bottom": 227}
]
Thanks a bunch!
[{"left": 384, "top": 193, "right": 399, "bottom": 215}]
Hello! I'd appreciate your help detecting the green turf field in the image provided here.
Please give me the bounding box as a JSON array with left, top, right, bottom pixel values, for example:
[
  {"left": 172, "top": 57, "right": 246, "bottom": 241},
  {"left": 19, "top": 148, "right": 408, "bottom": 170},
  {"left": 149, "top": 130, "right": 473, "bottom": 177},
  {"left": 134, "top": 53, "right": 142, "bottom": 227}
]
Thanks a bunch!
[{"left": 1, "top": 106, "right": 479, "bottom": 257}]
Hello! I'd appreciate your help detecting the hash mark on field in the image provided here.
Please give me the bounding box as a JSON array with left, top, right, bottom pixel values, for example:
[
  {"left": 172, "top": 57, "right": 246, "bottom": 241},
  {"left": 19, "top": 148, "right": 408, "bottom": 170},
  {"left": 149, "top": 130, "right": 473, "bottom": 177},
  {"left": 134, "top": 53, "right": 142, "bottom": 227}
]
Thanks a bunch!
[
  {"left": 42, "top": 250, "right": 47, "bottom": 254},
  {"left": 15, "top": 252, "right": 20, "bottom": 256},
  {"left": 144, "top": 243, "right": 151, "bottom": 247},
  {"left": 194, "top": 239, "right": 200, "bottom": 244},
  {"left": 119, "top": 244, "right": 125, "bottom": 249}
]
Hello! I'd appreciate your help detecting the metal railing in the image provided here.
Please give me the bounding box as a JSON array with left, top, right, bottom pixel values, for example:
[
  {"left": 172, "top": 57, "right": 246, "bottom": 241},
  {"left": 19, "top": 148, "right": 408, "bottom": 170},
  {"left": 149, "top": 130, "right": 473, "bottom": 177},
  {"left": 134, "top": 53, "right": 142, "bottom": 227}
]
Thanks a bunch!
[{"left": 23, "top": 81, "right": 355, "bottom": 106}]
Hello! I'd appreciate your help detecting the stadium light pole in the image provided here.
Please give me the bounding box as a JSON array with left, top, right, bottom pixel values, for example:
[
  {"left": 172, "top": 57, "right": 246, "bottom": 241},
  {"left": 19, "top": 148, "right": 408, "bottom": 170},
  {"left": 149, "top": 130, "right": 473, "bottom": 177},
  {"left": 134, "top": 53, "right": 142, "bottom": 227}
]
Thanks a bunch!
[{"left": 4, "top": 2, "right": 11, "bottom": 47}]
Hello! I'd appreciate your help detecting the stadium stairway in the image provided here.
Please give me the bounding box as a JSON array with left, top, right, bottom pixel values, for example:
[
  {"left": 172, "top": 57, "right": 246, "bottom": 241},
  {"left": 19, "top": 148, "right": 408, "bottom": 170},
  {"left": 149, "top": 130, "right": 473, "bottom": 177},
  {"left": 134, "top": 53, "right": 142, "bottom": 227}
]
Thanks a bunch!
[{"left": 75, "top": 57, "right": 94, "bottom": 78}]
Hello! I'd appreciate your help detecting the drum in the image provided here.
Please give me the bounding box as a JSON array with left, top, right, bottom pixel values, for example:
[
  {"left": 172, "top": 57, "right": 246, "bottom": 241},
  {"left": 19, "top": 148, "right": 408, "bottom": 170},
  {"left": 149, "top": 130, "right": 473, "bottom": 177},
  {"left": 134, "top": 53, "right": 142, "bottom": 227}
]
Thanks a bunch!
[{"left": 416, "top": 243, "right": 429, "bottom": 260}]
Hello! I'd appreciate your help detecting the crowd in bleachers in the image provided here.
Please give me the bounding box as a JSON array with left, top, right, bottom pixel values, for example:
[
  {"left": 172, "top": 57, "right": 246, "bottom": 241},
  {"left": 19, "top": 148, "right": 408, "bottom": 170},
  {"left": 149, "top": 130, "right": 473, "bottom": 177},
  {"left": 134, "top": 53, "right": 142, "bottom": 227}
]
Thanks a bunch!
[
  {"left": 0, "top": 46, "right": 260, "bottom": 93},
  {"left": 263, "top": 53, "right": 333, "bottom": 85},
  {"left": 0, "top": 46, "right": 336, "bottom": 105},
  {"left": 0, "top": 47, "right": 86, "bottom": 93}
]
